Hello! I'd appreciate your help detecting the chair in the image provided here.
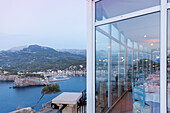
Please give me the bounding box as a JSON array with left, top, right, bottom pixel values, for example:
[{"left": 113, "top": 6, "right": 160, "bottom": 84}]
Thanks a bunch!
[{"left": 132, "top": 81, "right": 152, "bottom": 113}]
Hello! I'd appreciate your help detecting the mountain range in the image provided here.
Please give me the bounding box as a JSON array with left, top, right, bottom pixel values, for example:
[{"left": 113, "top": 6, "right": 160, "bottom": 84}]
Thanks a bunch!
[
  {"left": 0, "top": 45, "right": 86, "bottom": 72},
  {"left": 8, "top": 45, "right": 86, "bottom": 56}
]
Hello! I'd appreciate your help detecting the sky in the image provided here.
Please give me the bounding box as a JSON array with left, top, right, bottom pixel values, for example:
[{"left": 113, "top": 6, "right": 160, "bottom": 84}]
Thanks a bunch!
[{"left": 0, "top": 0, "right": 86, "bottom": 50}]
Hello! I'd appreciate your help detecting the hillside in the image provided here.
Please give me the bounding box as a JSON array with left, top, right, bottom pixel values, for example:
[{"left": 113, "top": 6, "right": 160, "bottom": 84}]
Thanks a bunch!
[{"left": 0, "top": 45, "right": 86, "bottom": 72}]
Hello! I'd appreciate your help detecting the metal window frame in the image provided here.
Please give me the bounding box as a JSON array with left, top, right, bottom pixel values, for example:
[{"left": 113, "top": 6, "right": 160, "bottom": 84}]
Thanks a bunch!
[
  {"left": 86, "top": 0, "right": 95, "bottom": 113},
  {"left": 160, "top": 0, "right": 167, "bottom": 112},
  {"left": 87, "top": 0, "right": 168, "bottom": 113}
]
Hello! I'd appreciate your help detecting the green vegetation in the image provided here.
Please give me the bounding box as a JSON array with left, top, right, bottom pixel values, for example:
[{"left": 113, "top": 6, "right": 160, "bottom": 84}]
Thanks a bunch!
[
  {"left": 0, "top": 68, "right": 18, "bottom": 75},
  {"left": 32, "top": 83, "right": 61, "bottom": 109},
  {"left": 0, "top": 45, "right": 86, "bottom": 72},
  {"left": 42, "top": 84, "right": 61, "bottom": 94}
]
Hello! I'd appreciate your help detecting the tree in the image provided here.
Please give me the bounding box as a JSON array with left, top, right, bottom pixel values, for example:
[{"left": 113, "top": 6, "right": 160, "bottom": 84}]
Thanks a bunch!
[{"left": 31, "top": 84, "right": 61, "bottom": 109}]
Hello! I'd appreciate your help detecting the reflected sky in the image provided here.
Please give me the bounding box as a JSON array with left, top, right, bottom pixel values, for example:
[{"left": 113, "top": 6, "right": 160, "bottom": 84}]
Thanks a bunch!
[{"left": 96, "top": 0, "right": 160, "bottom": 20}]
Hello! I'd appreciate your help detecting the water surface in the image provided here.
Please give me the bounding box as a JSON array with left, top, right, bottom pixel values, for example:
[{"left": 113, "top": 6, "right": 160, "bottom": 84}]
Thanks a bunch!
[{"left": 0, "top": 76, "right": 86, "bottom": 113}]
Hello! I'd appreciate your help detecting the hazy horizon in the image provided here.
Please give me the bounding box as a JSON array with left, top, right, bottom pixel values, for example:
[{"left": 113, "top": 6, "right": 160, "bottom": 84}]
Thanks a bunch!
[
  {"left": 0, "top": 0, "right": 86, "bottom": 51},
  {"left": 2, "top": 44, "right": 86, "bottom": 51}
]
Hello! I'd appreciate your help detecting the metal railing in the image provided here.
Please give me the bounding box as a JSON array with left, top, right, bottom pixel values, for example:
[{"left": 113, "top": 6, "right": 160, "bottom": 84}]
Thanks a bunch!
[{"left": 77, "top": 89, "right": 86, "bottom": 113}]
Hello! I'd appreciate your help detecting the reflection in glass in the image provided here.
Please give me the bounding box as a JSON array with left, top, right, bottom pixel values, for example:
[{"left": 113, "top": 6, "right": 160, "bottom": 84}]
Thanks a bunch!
[
  {"left": 127, "top": 48, "right": 133, "bottom": 89},
  {"left": 134, "top": 50, "right": 139, "bottom": 79},
  {"left": 120, "top": 45, "right": 126, "bottom": 93},
  {"left": 95, "top": 0, "right": 159, "bottom": 21},
  {"left": 139, "top": 52, "right": 144, "bottom": 74},
  {"left": 96, "top": 30, "right": 109, "bottom": 113},
  {"left": 111, "top": 24, "right": 119, "bottom": 40},
  {"left": 111, "top": 40, "right": 119, "bottom": 103},
  {"left": 95, "top": 12, "right": 160, "bottom": 113}
]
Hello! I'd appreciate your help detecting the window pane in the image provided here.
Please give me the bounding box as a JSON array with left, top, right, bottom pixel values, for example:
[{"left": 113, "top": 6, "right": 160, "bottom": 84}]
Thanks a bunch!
[
  {"left": 95, "top": 12, "right": 160, "bottom": 113},
  {"left": 134, "top": 50, "right": 139, "bottom": 79},
  {"left": 98, "top": 24, "right": 110, "bottom": 34},
  {"left": 139, "top": 52, "right": 144, "bottom": 73},
  {"left": 112, "top": 12, "right": 160, "bottom": 112},
  {"left": 96, "top": 30, "right": 110, "bottom": 113},
  {"left": 127, "top": 48, "right": 133, "bottom": 89},
  {"left": 127, "top": 39, "right": 133, "bottom": 47},
  {"left": 144, "top": 47, "right": 148, "bottom": 52},
  {"left": 111, "top": 24, "right": 119, "bottom": 40},
  {"left": 139, "top": 45, "right": 143, "bottom": 51},
  {"left": 111, "top": 40, "right": 119, "bottom": 104},
  {"left": 96, "top": 0, "right": 160, "bottom": 21},
  {"left": 144, "top": 53, "right": 148, "bottom": 73},
  {"left": 134, "top": 42, "right": 138, "bottom": 49},
  {"left": 121, "top": 33, "right": 126, "bottom": 45},
  {"left": 120, "top": 45, "right": 126, "bottom": 94}
]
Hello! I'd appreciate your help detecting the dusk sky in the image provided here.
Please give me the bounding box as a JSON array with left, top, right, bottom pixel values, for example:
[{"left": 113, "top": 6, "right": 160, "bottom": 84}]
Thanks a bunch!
[{"left": 0, "top": 0, "right": 86, "bottom": 50}]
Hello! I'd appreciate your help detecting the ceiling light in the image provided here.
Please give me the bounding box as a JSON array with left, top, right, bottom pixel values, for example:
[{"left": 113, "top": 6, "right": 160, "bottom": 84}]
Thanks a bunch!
[
  {"left": 144, "top": 35, "right": 147, "bottom": 38},
  {"left": 156, "top": 56, "right": 160, "bottom": 59}
]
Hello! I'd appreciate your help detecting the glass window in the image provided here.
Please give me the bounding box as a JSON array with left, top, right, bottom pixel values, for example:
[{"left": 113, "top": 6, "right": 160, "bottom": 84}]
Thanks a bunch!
[
  {"left": 134, "top": 42, "right": 138, "bottom": 49},
  {"left": 112, "top": 12, "right": 160, "bottom": 113},
  {"left": 127, "top": 48, "right": 133, "bottom": 89},
  {"left": 120, "top": 46, "right": 127, "bottom": 94},
  {"left": 111, "top": 24, "right": 119, "bottom": 40},
  {"left": 148, "top": 48, "right": 152, "bottom": 53},
  {"left": 98, "top": 24, "right": 110, "bottom": 34},
  {"left": 127, "top": 39, "right": 133, "bottom": 47},
  {"left": 95, "top": 12, "right": 160, "bottom": 113},
  {"left": 139, "top": 52, "right": 144, "bottom": 73},
  {"left": 139, "top": 45, "right": 143, "bottom": 51},
  {"left": 134, "top": 50, "right": 139, "bottom": 79},
  {"left": 96, "top": 30, "right": 110, "bottom": 113},
  {"left": 120, "top": 45, "right": 126, "bottom": 94},
  {"left": 144, "top": 47, "right": 148, "bottom": 52},
  {"left": 95, "top": 0, "right": 160, "bottom": 21},
  {"left": 111, "top": 40, "right": 119, "bottom": 104},
  {"left": 144, "top": 53, "right": 148, "bottom": 74},
  {"left": 121, "top": 34, "right": 126, "bottom": 45},
  {"left": 148, "top": 54, "right": 152, "bottom": 74}
]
